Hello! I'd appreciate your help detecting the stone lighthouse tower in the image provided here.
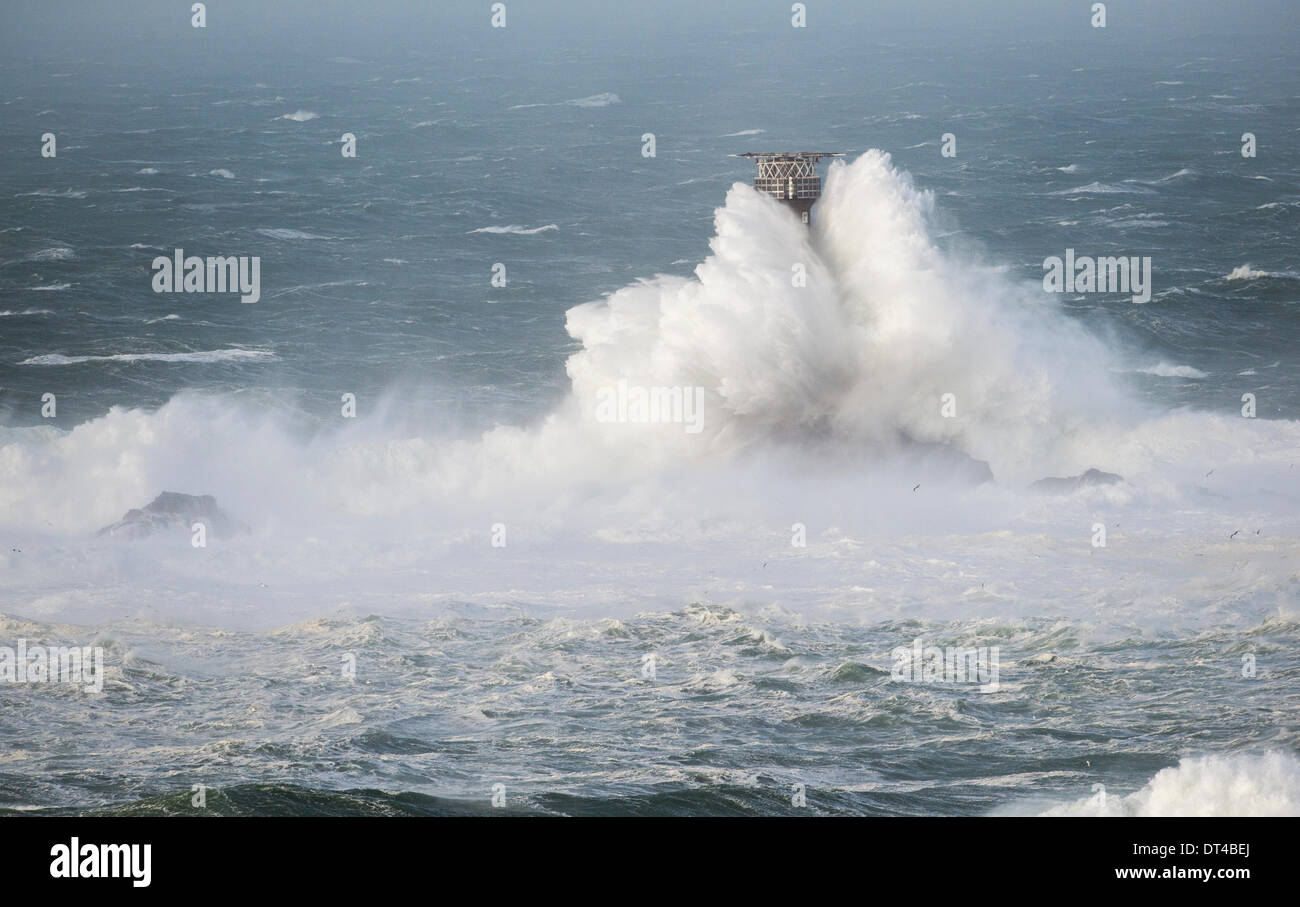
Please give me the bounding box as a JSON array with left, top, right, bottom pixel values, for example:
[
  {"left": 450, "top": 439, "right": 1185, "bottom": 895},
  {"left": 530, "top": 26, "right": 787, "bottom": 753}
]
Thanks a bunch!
[{"left": 731, "top": 152, "right": 843, "bottom": 225}]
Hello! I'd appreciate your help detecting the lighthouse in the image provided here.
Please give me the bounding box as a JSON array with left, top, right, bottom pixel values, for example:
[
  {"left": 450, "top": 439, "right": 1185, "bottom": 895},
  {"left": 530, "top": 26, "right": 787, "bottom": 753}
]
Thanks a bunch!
[{"left": 731, "top": 152, "right": 843, "bottom": 225}]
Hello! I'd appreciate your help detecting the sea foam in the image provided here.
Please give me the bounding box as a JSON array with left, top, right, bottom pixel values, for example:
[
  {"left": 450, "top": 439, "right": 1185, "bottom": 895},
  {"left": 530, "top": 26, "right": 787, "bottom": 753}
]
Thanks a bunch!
[{"left": 1031, "top": 752, "right": 1300, "bottom": 817}]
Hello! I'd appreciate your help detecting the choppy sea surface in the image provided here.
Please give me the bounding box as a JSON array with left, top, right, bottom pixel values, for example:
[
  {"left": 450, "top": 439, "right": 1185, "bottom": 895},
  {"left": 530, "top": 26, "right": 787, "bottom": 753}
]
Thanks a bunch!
[{"left": 1, "top": 1, "right": 1298, "bottom": 815}]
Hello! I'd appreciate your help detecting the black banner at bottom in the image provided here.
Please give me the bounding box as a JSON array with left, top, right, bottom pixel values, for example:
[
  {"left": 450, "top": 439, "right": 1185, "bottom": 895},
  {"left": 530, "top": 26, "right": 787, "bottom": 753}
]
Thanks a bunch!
[{"left": 0, "top": 817, "right": 1282, "bottom": 893}]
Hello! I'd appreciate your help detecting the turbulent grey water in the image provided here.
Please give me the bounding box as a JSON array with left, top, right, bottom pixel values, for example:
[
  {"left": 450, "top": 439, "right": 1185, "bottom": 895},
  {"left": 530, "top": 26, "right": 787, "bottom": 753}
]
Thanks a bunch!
[
  {"left": 1, "top": 0, "right": 1298, "bottom": 815},
  {"left": 4, "top": 606, "right": 1298, "bottom": 816}
]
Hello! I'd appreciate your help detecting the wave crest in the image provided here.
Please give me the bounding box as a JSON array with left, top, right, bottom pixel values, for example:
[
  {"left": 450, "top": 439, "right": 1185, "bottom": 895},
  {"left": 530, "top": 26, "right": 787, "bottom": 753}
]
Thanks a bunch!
[{"left": 1032, "top": 752, "right": 1300, "bottom": 817}]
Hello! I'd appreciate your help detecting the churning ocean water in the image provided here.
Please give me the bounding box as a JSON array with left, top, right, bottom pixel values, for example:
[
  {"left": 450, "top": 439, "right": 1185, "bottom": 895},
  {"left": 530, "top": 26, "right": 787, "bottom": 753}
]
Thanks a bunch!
[{"left": 1, "top": 0, "right": 1298, "bottom": 816}]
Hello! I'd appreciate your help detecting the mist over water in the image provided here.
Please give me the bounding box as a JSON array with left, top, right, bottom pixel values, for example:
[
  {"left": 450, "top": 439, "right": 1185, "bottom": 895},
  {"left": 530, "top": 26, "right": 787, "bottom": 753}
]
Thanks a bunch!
[{"left": 1, "top": 0, "right": 1297, "bottom": 816}]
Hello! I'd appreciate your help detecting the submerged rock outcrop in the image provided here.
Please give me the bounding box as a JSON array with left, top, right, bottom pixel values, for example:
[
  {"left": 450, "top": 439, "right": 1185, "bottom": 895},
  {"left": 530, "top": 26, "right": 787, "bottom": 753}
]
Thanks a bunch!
[
  {"left": 1030, "top": 468, "right": 1123, "bottom": 494},
  {"left": 906, "top": 440, "right": 995, "bottom": 486},
  {"left": 98, "top": 492, "right": 249, "bottom": 540}
]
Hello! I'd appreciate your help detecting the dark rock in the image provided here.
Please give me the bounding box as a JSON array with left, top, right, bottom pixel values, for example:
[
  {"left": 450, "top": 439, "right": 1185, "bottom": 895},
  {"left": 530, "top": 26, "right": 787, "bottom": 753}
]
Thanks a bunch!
[
  {"left": 98, "top": 492, "right": 249, "bottom": 539},
  {"left": 1030, "top": 468, "right": 1123, "bottom": 494},
  {"left": 905, "top": 440, "right": 995, "bottom": 486}
]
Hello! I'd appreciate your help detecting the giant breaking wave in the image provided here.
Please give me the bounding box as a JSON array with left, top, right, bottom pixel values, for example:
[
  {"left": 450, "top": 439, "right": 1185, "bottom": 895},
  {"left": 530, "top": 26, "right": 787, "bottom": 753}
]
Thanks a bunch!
[{"left": 2, "top": 151, "right": 1298, "bottom": 536}]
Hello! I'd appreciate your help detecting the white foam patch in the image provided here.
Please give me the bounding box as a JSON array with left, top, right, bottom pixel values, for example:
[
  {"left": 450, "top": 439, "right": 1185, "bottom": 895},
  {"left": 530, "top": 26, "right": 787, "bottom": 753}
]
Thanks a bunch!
[
  {"left": 468, "top": 224, "right": 559, "bottom": 235},
  {"left": 1225, "top": 265, "right": 1298, "bottom": 281},
  {"left": 564, "top": 93, "right": 620, "bottom": 108},
  {"left": 1136, "top": 362, "right": 1208, "bottom": 379},
  {"left": 19, "top": 349, "right": 275, "bottom": 366},
  {"left": 256, "top": 227, "right": 330, "bottom": 240},
  {"left": 29, "top": 247, "right": 75, "bottom": 261},
  {"left": 1228, "top": 265, "right": 1266, "bottom": 280},
  {"left": 17, "top": 189, "right": 87, "bottom": 199},
  {"left": 1052, "top": 182, "right": 1153, "bottom": 196},
  {"left": 1030, "top": 752, "right": 1300, "bottom": 816}
]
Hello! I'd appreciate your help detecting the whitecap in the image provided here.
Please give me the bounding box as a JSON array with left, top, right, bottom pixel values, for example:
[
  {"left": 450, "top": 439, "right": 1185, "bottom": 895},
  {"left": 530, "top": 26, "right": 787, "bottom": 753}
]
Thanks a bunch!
[
  {"left": 1030, "top": 752, "right": 1300, "bottom": 817},
  {"left": 1051, "top": 182, "right": 1148, "bottom": 195},
  {"left": 468, "top": 224, "right": 559, "bottom": 235},
  {"left": 563, "top": 93, "right": 620, "bottom": 108},
  {"left": 17, "top": 189, "right": 87, "bottom": 199},
  {"left": 19, "top": 349, "right": 277, "bottom": 366},
  {"left": 1136, "top": 362, "right": 1208, "bottom": 379},
  {"left": 256, "top": 227, "right": 331, "bottom": 240}
]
